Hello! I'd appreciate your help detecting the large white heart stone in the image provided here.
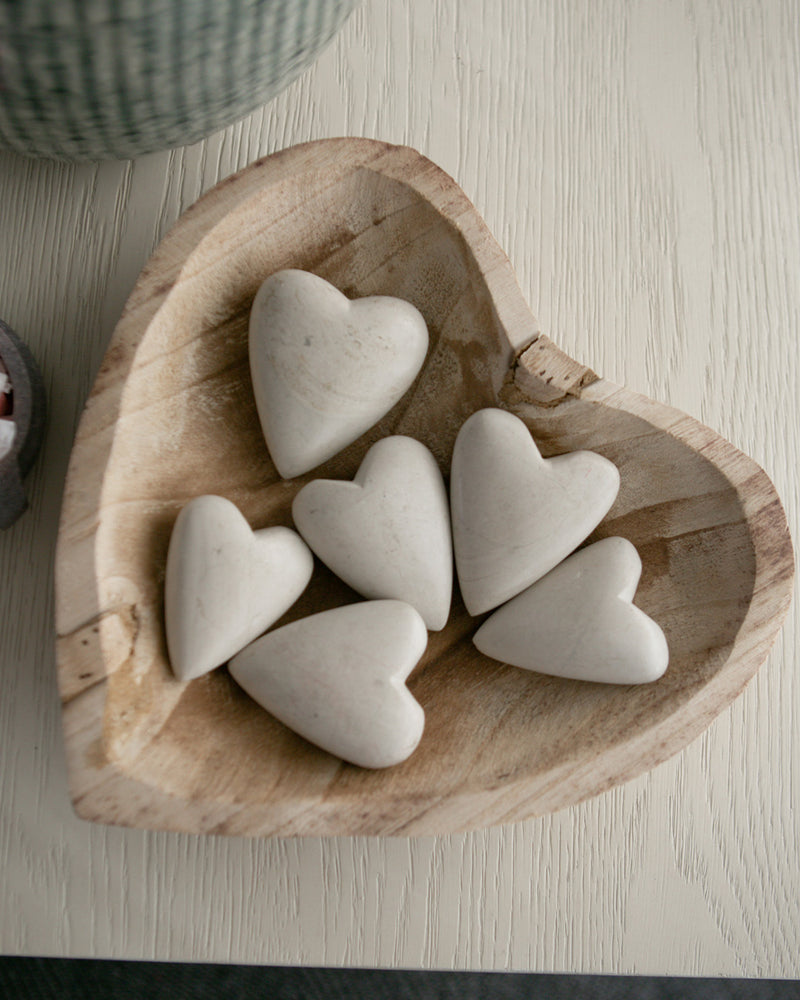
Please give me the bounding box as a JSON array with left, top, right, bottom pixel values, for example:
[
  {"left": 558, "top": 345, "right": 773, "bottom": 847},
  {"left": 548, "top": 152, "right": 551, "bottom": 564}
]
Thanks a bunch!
[
  {"left": 292, "top": 435, "right": 452, "bottom": 630},
  {"left": 473, "top": 536, "right": 669, "bottom": 684},
  {"left": 249, "top": 269, "right": 429, "bottom": 479},
  {"left": 229, "top": 600, "right": 427, "bottom": 769},
  {"left": 165, "top": 495, "right": 313, "bottom": 682},
  {"left": 450, "top": 408, "right": 620, "bottom": 615}
]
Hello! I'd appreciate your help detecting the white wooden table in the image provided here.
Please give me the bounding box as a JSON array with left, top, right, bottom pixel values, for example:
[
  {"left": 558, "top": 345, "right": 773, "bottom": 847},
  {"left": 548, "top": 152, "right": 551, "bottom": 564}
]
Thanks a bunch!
[{"left": 1, "top": 0, "right": 798, "bottom": 977}]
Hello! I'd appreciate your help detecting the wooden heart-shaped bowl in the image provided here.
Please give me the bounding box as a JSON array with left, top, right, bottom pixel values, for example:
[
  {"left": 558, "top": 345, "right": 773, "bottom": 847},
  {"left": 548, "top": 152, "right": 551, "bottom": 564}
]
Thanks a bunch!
[{"left": 55, "top": 138, "right": 794, "bottom": 837}]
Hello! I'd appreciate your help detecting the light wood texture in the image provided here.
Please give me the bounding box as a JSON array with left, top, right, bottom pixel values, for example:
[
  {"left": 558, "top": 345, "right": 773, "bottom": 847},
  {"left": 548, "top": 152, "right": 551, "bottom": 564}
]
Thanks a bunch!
[
  {"left": 1, "top": 0, "right": 799, "bottom": 976},
  {"left": 54, "top": 137, "right": 792, "bottom": 837}
]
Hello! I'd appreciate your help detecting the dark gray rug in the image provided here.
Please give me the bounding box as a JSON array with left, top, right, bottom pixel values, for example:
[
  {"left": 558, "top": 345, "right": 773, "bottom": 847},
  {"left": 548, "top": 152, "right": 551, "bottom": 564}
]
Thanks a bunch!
[{"left": 1, "top": 960, "right": 799, "bottom": 1000}]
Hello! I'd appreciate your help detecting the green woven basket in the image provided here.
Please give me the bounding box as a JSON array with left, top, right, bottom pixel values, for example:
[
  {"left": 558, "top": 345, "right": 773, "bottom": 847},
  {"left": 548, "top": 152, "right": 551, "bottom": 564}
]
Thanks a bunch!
[{"left": 0, "top": 0, "right": 357, "bottom": 160}]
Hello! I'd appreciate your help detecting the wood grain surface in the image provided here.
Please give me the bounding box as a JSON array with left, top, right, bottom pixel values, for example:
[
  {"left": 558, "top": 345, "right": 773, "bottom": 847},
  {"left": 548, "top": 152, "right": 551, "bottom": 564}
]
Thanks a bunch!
[{"left": 1, "top": 0, "right": 798, "bottom": 977}]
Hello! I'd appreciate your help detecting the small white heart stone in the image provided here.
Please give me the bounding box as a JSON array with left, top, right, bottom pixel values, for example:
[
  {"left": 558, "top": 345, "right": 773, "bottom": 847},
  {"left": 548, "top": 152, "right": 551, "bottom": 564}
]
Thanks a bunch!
[
  {"left": 229, "top": 600, "right": 427, "bottom": 768},
  {"left": 474, "top": 536, "right": 669, "bottom": 684},
  {"left": 165, "top": 495, "right": 313, "bottom": 682},
  {"left": 450, "top": 408, "right": 621, "bottom": 615},
  {"left": 292, "top": 436, "right": 452, "bottom": 630},
  {"left": 249, "top": 269, "right": 429, "bottom": 479}
]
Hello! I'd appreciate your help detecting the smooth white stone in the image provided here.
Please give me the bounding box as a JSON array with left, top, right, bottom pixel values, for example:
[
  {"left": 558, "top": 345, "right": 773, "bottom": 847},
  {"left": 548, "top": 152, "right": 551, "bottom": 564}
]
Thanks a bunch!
[
  {"left": 474, "top": 536, "right": 669, "bottom": 684},
  {"left": 249, "top": 269, "right": 429, "bottom": 479},
  {"left": 229, "top": 600, "right": 427, "bottom": 768},
  {"left": 450, "top": 407, "right": 621, "bottom": 615},
  {"left": 292, "top": 436, "right": 452, "bottom": 630},
  {"left": 165, "top": 495, "right": 313, "bottom": 682}
]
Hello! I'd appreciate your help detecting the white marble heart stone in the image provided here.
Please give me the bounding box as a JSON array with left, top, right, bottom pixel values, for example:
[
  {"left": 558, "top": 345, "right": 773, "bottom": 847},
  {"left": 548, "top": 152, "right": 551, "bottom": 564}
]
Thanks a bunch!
[
  {"left": 474, "top": 536, "right": 669, "bottom": 684},
  {"left": 292, "top": 436, "right": 452, "bottom": 630},
  {"left": 165, "top": 495, "right": 313, "bottom": 682},
  {"left": 249, "top": 269, "right": 429, "bottom": 479},
  {"left": 229, "top": 600, "right": 427, "bottom": 768},
  {"left": 450, "top": 408, "right": 621, "bottom": 615}
]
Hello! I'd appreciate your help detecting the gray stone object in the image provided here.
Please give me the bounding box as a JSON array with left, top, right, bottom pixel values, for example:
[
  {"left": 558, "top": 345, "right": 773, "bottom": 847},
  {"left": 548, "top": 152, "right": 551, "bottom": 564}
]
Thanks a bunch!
[{"left": 0, "top": 320, "right": 47, "bottom": 529}]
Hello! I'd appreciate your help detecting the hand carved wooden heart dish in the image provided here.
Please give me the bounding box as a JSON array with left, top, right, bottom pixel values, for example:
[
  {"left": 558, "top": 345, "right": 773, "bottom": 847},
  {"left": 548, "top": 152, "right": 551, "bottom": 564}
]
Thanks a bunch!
[{"left": 55, "top": 138, "right": 794, "bottom": 837}]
